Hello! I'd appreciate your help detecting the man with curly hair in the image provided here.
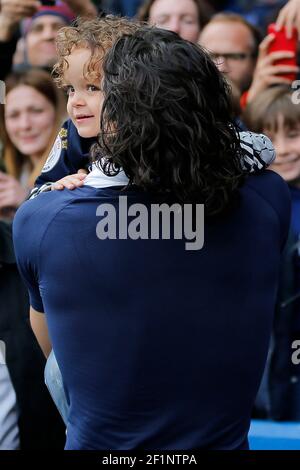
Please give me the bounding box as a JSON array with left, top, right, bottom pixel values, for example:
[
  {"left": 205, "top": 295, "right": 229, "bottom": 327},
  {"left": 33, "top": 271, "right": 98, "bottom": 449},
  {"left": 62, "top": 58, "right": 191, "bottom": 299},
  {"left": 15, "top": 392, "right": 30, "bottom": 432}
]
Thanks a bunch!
[{"left": 14, "top": 26, "right": 290, "bottom": 450}]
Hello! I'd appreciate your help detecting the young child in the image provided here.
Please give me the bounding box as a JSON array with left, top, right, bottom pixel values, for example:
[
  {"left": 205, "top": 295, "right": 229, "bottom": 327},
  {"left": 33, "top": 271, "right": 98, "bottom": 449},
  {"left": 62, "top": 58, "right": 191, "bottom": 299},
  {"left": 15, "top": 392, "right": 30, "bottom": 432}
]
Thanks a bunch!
[
  {"left": 28, "top": 16, "right": 277, "bottom": 200},
  {"left": 244, "top": 85, "right": 300, "bottom": 259},
  {"left": 244, "top": 85, "right": 300, "bottom": 421}
]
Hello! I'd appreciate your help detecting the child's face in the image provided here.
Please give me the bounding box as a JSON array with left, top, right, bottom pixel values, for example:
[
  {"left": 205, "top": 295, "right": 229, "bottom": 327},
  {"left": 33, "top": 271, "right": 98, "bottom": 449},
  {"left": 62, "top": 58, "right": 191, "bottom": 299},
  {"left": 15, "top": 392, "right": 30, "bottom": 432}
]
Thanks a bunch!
[
  {"left": 64, "top": 48, "right": 103, "bottom": 138},
  {"left": 264, "top": 114, "right": 300, "bottom": 184}
]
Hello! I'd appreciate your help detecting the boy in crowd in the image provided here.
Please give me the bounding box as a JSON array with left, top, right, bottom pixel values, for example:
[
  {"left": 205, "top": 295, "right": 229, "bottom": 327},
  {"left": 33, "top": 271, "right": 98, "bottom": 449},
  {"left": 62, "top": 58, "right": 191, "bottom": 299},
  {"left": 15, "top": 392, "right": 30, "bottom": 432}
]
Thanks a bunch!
[{"left": 244, "top": 86, "right": 300, "bottom": 420}]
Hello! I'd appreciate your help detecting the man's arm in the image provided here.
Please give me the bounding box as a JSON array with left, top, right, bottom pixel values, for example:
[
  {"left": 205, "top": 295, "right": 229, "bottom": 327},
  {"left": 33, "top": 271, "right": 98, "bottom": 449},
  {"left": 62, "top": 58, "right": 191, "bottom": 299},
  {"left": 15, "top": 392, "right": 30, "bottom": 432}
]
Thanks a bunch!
[{"left": 30, "top": 307, "right": 52, "bottom": 358}]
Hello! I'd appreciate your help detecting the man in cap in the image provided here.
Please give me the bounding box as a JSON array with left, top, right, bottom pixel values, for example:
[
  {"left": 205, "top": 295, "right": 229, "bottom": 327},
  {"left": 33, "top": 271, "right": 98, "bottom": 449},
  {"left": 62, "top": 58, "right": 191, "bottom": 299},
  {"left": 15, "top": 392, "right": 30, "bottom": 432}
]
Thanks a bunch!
[
  {"left": 0, "top": 0, "right": 96, "bottom": 79},
  {"left": 21, "top": 1, "right": 76, "bottom": 67}
]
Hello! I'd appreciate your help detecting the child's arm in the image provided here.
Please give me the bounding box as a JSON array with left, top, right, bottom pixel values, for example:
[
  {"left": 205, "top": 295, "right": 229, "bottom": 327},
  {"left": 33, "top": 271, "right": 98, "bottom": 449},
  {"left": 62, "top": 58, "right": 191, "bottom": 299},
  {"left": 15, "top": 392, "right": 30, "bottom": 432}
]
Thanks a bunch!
[{"left": 239, "top": 131, "right": 276, "bottom": 173}]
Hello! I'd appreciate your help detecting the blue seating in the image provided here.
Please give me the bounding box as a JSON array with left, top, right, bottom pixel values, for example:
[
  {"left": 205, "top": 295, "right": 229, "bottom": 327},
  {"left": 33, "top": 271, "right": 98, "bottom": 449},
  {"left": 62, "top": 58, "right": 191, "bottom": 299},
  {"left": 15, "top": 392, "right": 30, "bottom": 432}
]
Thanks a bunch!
[{"left": 249, "top": 420, "right": 300, "bottom": 450}]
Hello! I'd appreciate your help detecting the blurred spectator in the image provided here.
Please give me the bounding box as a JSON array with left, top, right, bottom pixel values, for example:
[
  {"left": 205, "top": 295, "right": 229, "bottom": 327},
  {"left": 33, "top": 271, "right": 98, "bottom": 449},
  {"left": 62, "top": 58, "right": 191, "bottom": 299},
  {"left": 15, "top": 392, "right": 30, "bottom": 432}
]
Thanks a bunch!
[
  {"left": 0, "top": 68, "right": 66, "bottom": 218},
  {"left": 243, "top": 85, "right": 300, "bottom": 420},
  {"left": 12, "top": 37, "right": 26, "bottom": 67},
  {"left": 21, "top": 2, "right": 76, "bottom": 68},
  {"left": 199, "top": 13, "right": 261, "bottom": 92},
  {"left": 0, "top": 0, "right": 97, "bottom": 80},
  {"left": 0, "top": 220, "right": 66, "bottom": 448},
  {"left": 246, "top": 31, "right": 299, "bottom": 105},
  {"left": 137, "top": 0, "right": 215, "bottom": 42}
]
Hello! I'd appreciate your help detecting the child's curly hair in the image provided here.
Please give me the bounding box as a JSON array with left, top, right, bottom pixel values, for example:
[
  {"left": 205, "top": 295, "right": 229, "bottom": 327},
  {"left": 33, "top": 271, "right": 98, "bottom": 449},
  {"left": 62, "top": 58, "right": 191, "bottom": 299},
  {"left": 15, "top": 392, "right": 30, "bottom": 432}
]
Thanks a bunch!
[{"left": 53, "top": 16, "right": 142, "bottom": 87}]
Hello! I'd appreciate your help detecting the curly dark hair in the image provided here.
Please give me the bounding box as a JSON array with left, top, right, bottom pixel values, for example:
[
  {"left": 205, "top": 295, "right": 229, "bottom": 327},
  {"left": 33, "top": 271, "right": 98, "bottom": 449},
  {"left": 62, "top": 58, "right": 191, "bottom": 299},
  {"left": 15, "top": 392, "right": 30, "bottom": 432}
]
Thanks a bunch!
[{"left": 92, "top": 27, "right": 244, "bottom": 215}]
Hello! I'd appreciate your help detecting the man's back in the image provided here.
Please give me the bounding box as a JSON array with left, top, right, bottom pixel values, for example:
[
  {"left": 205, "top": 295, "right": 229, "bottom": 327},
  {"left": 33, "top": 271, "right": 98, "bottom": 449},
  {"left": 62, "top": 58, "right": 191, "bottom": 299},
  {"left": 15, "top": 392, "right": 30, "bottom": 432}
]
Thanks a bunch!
[{"left": 13, "top": 170, "right": 290, "bottom": 450}]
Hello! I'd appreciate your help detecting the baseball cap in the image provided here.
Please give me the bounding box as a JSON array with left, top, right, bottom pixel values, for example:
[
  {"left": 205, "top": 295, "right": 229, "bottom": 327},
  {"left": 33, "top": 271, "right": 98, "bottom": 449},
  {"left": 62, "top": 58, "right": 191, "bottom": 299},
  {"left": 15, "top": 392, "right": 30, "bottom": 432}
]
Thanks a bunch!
[{"left": 22, "top": 1, "right": 76, "bottom": 35}]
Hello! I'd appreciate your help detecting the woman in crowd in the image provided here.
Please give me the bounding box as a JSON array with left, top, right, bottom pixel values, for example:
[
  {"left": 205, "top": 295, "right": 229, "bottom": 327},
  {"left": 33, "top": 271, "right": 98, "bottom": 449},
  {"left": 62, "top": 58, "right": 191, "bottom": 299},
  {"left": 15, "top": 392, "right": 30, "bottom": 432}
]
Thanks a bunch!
[
  {"left": 136, "top": 0, "right": 214, "bottom": 42},
  {"left": 0, "top": 68, "right": 66, "bottom": 218}
]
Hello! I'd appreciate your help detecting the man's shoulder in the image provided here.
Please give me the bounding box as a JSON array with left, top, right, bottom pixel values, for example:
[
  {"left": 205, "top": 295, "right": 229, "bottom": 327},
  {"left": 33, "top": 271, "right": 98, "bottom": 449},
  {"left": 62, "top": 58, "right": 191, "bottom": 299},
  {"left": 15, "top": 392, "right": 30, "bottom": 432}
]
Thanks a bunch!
[
  {"left": 13, "top": 190, "right": 76, "bottom": 240},
  {"left": 13, "top": 186, "right": 122, "bottom": 256},
  {"left": 14, "top": 186, "right": 114, "bottom": 228}
]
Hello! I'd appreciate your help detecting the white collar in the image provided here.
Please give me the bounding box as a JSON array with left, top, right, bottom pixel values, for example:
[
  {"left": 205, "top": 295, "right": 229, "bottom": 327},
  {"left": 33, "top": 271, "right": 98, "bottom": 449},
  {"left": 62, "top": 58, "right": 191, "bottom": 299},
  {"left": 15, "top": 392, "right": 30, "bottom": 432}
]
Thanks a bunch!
[{"left": 84, "top": 163, "right": 129, "bottom": 189}]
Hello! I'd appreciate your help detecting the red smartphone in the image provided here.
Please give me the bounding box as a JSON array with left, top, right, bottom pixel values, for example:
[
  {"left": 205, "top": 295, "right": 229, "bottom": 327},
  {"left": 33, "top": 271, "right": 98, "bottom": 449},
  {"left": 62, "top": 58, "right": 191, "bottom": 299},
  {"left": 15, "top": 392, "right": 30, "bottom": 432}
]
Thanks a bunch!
[{"left": 267, "top": 23, "right": 298, "bottom": 82}]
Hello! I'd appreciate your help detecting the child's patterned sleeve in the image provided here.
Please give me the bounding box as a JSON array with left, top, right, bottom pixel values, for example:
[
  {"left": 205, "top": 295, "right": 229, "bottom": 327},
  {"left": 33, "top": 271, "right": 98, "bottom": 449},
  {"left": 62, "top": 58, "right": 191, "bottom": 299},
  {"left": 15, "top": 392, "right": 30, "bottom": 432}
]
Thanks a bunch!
[{"left": 239, "top": 131, "right": 276, "bottom": 173}]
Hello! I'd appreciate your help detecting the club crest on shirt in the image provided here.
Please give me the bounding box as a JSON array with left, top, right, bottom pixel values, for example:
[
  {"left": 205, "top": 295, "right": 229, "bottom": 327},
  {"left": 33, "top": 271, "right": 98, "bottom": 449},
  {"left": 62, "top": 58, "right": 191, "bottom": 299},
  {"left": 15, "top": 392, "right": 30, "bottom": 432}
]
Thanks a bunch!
[
  {"left": 42, "top": 128, "right": 68, "bottom": 173},
  {"left": 59, "top": 127, "right": 68, "bottom": 139}
]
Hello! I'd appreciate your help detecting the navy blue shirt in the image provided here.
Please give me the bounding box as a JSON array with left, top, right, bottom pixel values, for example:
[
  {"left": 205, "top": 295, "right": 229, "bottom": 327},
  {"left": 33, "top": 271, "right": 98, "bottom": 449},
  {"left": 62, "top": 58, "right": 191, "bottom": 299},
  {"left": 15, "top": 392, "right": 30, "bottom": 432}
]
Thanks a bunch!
[{"left": 13, "top": 171, "right": 290, "bottom": 450}]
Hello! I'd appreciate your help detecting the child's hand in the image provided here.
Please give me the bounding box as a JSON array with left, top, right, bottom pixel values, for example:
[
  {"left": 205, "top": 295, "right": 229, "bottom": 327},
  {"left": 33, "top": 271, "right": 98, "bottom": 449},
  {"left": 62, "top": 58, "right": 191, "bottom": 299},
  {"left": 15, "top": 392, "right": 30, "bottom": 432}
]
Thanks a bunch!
[{"left": 52, "top": 169, "right": 88, "bottom": 190}]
